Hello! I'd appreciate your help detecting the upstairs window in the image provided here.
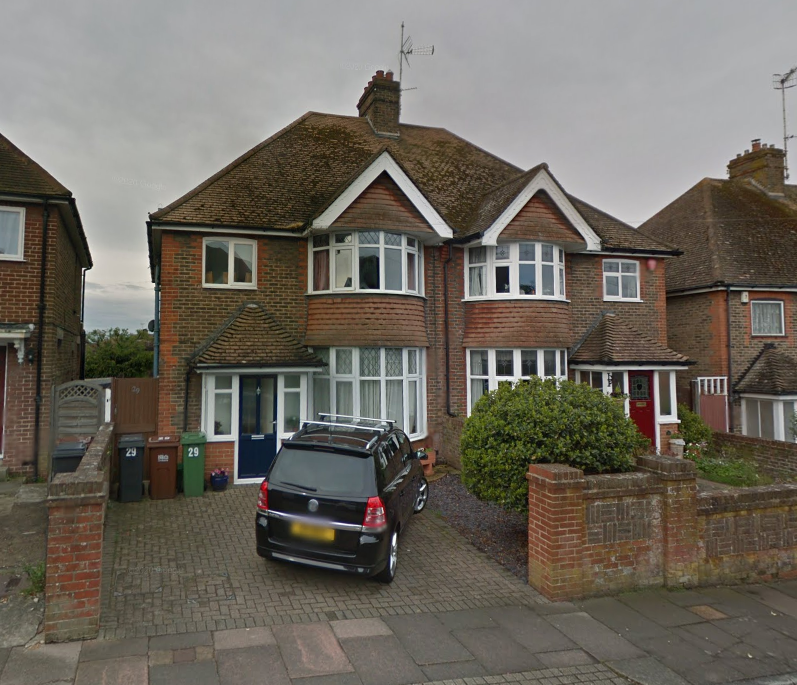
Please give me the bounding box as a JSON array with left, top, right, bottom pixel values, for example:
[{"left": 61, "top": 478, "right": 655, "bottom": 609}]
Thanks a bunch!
[
  {"left": 203, "top": 238, "right": 255, "bottom": 288},
  {"left": 311, "top": 231, "right": 421, "bottom": 295},
  {"left": 0, "top": 207, "right": 24, "bottom": 260},
  {"left": 465, "top": 242, "right": 566, "bottom": 299},
  {"left": 751, "top": 300, "right": 784, "bottom": 336},
  {"left": 603, "top": 259, "right": 639, "bottom": 300}
]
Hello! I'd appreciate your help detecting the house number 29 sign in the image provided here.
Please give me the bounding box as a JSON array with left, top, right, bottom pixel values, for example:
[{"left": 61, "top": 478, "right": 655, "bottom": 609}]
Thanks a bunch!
[{"left": 187, "top": 447, "right": 199, "bottom": 458}]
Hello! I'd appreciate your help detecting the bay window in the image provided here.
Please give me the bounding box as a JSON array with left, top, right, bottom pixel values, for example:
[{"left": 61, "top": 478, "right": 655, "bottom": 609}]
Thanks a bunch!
[
  {"left": 0, "top": 207, "right": 24, "bottom": 260},
  {"left": 603, "top": 259, "right": 639, "bottom": 300},
  {"left": 203, "top": 237, "right": 255, "bottom": 287},
  {"left": 751, "top": 300, "right": 784, "bottom": 336},
  {"left": 743, "top": 396, "right": 797, "bottom": 442},
  {"left": 465, "top": 242, "right": 566, "bottom": 299},
  {"left": 311, "top": 231, "right": 421, "bottom": 295}
]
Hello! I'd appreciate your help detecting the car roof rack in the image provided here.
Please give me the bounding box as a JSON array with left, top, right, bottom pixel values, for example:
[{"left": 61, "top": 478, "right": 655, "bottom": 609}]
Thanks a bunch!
[{"left": 314, "top": 413, "right": 395, "bottom": 432}]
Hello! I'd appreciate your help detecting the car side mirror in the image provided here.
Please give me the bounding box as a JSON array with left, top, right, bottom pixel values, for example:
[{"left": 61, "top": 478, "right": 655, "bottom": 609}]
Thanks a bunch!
[{"left": 414, "top": 450, "right": 426, "bottom": 460}]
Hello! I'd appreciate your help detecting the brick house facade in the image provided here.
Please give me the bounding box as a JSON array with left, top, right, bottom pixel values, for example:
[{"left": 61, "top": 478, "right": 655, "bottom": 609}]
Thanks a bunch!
[
  {"left": 641, "top": 140, "right": 797, "bottom": 441},
  {"left": 148, "top": 72, "right": 688, "bottom": 482},
  {"left": 0, "top": 133, "right": 92, "bottom": 478}
]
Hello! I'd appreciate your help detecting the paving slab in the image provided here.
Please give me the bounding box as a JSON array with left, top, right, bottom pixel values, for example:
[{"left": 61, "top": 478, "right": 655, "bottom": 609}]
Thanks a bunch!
[
  {"left": 634, "top": 634, "right": 714, "bottom": 671},
  {"left": 216, "top": 644, "right": 289, "bottom": 685},
  {"left": 420, "top": 659, "right": 488, "bottom": 681},
  {"left": 722, "top": 655, "right": 792, "bottom": 681},
  {"left": 0, "top": 594, "right": 44, "bottom": 648},
  {"left": 696, "top": 587, "right": 780, "bottom": 619},
  {"left": 579, "top": 597, "right": 671, "bottom": 643},
  {"left": 674, "top": 622, "right": 741, "bottom": 654},
  {"left": 74, "top": 655, "right": 147, "bottom": 685},
  {"left": 0, "top": 650, "right": 9, "bottom": 676},
  {"left": 544, "top": 612, "right": 646, "bottom": 661},
  {"left": 617, "top": 592, "right": 706, "bottom": 627},
  {"left": 608, "top": 657, "right": 692, "bottom": 685},
  {"left": 775, "top": 579, "right": 797, "bottom": 600},
  {"left": 149, "top": 631, "right": 212, "bottom": 651},
  {"left": 79, "top": 637, "right": 148, "bottom": 662},
  {"left": 740, "top": 585, "right": 797, "bottom": 619},
  {"left": 536, "top": 649, "right": 595, "bottom": 668},
  {"left": 676, "top": 660, "right": 746, "bottom": 685},
  {"left": 213, "top": 627, "right": 275, "bottom": 651},
  {"left": 150, "top": 660, "right": 220, "bottom": 685},
  {"left": 290, "top": 674, "right": 363, "bottom": 685},
  {"left": 330, "top": 619, "right": 392, "bottom": 640},
  {"left": 383, "top": 614, "right": 473, "bottom": 665},
  {"left": 451, "top": 627, "right": 543, "bottom": 675},
  {"left": 339, "top": 635, "right": 425, "bottom": 685},
  {"left": 273, "top": 623, "right": 353, "bottom": 679},
  {"left": 0, "top": 642, "right": 81, "bottom": 685},
  {"left": 434, "top": 608, "right": 497, "bottom": 631},
  {"left": 654, "top": 589, "right": 717, "bottom": 608},
  {"left": 486, "top": 605, "right": 577, "bottom": 653}
]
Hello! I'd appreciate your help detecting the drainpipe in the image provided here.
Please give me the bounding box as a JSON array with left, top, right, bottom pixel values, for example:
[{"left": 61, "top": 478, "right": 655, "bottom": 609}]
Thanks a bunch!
[
  {"left": 79, "top": 267, "right": 87, "bottom": 379},
  {"left": 182, "top": 365, "right": 191, "bottom": 433},
  {"left": 442, "top": 243, "right": 455, "bottom": 417},
  {"left": 726, "top": 286, "right": 734, "bottom": 432},
  {"left": 32, "top": 200, "right": 50, "bottom": 481},
  {"left": 153, "top": 265, "right": 161, "bottom": 377}
]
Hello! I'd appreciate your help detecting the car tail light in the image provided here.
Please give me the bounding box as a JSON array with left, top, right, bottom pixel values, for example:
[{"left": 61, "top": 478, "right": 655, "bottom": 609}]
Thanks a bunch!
[
  {"left": 362, "top": 496, "right": 386, "bottom": 529},
  {"left": 257, "top": 481, "right": 269, "bottom": 512}
]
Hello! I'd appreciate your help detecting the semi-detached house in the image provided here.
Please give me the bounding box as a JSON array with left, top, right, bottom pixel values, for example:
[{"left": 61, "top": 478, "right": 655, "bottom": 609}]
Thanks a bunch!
[{"left": 147, "top": 71, "right": 689, "bottom": 484}]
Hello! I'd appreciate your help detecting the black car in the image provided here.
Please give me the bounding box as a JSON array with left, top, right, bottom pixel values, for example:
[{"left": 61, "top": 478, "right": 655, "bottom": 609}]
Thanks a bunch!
[{"left": 255, "top": 415, "right": 429, "bottom": 583}]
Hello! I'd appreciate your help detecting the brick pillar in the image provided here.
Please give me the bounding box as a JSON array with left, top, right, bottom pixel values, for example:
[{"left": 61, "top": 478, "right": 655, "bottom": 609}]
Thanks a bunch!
[
  {"left": 527, "top": 464, "right": 586, "bottom": 601},
  {"left": 637, "top": 455, "right": 699, "bottom": 587}
]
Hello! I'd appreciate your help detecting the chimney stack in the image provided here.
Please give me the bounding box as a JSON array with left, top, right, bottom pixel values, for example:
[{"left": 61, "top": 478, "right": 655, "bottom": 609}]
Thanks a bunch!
[
  {"left": 357, "top": 70, "right": 401, "bottom": 138},
  {"left": 727, "top": 139, "right": 786, "bottom": 196}
]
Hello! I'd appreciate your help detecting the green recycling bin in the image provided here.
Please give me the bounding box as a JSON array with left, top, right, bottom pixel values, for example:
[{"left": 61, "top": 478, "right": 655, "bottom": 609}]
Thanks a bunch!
[{"left": 180, "top": 431, "right": 207, "bottom": 498}]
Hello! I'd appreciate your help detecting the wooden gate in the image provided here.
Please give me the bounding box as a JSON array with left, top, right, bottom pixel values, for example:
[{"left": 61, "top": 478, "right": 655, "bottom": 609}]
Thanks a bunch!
[
  {"left": 693, "top": 377, "right": 728, "bottom": 432},
  {"left": 111, "top": 377, "right": 159, "bottom": 434}
]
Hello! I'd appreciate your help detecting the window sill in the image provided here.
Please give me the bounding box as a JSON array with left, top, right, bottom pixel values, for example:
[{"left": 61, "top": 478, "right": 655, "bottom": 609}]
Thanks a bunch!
[
  {"left": 603, "top": 297, "right": 643, "bottom": 303},
  {"left": 0, "top": 255, "right": 25, "bottom": 262},
  {"left": 463, "top": 296, "right": 570, "bottom": 304},
  {"left": 658, "top": 418, "right": 680, "bottom": 425},
  {"left": 203, "top": 283, "right": 257, "bottom": 290},
  {"left": 751, "top": 333, "right": 787, "bottom": 338},
  {"left": 307, "top": 291, "right": 426, "bottom": 299},
  {"left": 205, "top": 435, "right": 235, "bottom": 443}
]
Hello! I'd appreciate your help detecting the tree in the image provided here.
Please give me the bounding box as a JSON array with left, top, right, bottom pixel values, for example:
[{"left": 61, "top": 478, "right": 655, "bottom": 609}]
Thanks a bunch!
[{"left": 84, "top": 328, "right": 153, "bottom": 379}]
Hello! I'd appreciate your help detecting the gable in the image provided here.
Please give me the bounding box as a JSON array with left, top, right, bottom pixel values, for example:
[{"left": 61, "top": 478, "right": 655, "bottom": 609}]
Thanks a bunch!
[
  {"left": 330, "top": 172, "right": 435, "bottom": 234},
  {"left": 499, "top": 191, "right": 586, "bottom": 245}
]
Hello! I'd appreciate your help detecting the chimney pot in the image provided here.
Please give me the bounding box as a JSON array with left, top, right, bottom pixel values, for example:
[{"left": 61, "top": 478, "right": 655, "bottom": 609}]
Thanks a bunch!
[
  {"left": 752, "top": 139, "right": 761, "bottom": 151},
  {"left": 385, "top": 70, "right": 393, "bottom": 81},
  {"left": 376, "top": 70, "right": 384, "bottom": 78}
]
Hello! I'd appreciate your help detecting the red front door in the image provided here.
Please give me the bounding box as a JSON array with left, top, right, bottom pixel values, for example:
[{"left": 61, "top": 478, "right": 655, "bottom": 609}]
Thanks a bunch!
[
  {"left": 628, "top": 371, "right": 656, "bottom": 446},
  {"left": 0, "top": 346, "right": 6, "bottom": 455}
]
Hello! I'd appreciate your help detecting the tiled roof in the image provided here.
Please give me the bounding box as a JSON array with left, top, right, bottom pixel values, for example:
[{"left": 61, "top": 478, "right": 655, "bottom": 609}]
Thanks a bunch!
[
  {"left": 640, "top": 178, "right": 797, "bottom": 291},
  {"left": 149, "top": 112, "right": 672, "bottom": 254},
  {"left": 570, "top": 312, "right": 690, "bottom": 366},
  {"left": 190, "top": 302, "right": 323, "bottom": 368},
  {"left": 0, "top": 133, "right": 71, "bottom": 197},
  {"left": 735, "top": 345, "right": 797, "bottom": 395}
]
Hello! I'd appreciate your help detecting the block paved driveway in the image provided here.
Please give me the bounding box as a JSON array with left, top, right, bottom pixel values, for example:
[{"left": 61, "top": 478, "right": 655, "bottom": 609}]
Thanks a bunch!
[{"left": 100, "top": 484, "right": 545, "bottom": 640}]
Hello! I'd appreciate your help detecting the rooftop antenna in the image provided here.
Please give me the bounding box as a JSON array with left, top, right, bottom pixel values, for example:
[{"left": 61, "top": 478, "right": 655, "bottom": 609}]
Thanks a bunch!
[
  {"left": 773, "top": 66, "right": 797, "bottom": 180},
  {"left": 399, "top": 21, "right": 434, "bottom": 90}
]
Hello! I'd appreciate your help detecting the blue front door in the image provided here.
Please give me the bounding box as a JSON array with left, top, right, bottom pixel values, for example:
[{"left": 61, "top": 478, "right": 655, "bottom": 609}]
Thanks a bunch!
[{"left": 238, "top": 376, "right": 277, "bottom": 479}]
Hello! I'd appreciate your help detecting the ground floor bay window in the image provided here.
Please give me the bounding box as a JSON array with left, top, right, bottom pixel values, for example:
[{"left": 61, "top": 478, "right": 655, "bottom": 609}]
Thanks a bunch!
[
  {"left": 742, "top": 395, "right": 797, "bottom": 443},
  {"left": 310, "top": 347, "right": 426, "bottom": 438}
]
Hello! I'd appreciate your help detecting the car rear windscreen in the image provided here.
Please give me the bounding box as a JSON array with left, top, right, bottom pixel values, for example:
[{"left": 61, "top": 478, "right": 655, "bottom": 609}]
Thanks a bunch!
[{"left": 270, "top": 447, "right": 375, "bottom": 497}]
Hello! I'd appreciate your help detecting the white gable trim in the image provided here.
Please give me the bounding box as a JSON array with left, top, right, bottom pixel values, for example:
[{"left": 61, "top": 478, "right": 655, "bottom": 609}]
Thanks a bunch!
[
  {"left": 311, "top": 151, "right": 453, "bottom": 239},
  {"left": 481, "top": 169, "right": 601, "bottom": 251}
]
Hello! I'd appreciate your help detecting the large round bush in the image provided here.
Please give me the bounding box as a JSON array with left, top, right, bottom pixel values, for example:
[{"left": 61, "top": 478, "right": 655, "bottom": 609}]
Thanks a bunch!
[{"left": 461, "top": 377, "right": 649, "bottom": 513}]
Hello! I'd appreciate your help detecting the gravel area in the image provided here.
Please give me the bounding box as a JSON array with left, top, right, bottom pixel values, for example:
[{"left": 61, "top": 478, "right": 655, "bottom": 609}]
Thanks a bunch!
[{"left": 428, "top": 473, "right": 528, "bottom": 581}]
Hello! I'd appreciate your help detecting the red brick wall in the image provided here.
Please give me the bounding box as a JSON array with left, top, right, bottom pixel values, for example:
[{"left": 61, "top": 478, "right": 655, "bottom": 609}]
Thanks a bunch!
[
  {"left": 463, "top": 300, "right": 571, "bottom": 348},
  {"left": 714, "top": 431, "right": 797, "bottom": 481},
  {"left": 204, "top": 441, "right": 235, "bottom": 480}
]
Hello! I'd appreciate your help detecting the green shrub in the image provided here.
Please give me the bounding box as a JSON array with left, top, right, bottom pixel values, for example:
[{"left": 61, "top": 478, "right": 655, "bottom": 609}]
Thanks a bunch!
[
  {"left": 691, "top": 454, "right": 770, "bottom": 487},
  {"left": 460, "top": 377, "right": 649, "bottom": 513},
  {"left": 677, "top": 403, "right": 713, "bottom": 448}
]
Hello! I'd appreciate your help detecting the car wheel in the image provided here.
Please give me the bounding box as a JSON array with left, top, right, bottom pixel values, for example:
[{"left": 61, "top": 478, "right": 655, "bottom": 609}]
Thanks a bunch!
[
  {"left": 375, "top": 530, "right": 398, "bottom": 584},
  {"left": 413, "top": 477, "right": 429, "bottom": 513}
]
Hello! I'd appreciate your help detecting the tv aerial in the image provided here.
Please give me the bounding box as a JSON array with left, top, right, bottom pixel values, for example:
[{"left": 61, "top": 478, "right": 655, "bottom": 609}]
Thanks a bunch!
[
  {"left": 773, "top": 66, "right": 797, "bottom": 179},
  {"left": 399, "top": 22, "right": 434, "bottom": 91}
]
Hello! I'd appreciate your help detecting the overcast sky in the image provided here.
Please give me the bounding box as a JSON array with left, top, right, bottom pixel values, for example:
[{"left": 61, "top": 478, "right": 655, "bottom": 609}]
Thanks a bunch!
[{"left": 3, "top": 1, "right": 796, "bottom": 331}]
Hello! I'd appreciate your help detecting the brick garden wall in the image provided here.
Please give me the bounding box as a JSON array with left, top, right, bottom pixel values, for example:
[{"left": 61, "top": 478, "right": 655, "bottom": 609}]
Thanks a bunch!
[
  {"left": 527, "top": 454, "right": 797, "bottom": 601},
  {"left": 714, "top": 431, "right": 797, "bottom": 480}
]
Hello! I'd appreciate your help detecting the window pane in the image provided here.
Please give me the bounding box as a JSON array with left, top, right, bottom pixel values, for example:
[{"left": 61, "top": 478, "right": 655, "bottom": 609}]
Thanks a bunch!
[
  {"left": 314, "top": 347, "right": 330, "bottom": 368},
  {"left": 558, "top": 248, "right": 564, "bottom": 264},
  {"left": 621, "top": 262, "right": 637, "bottom": 274},
  {"left": 470, "top": 379, "right": 489, "bottom": 410},
  {"left": 335, "top": 233, "right": 352, "bottom": 244},
  {"left": 335, "top": 381, "right": 353, "bottom": 416},
  {"left": 519, "top": 264, "right": 536, "bottom": 295},
  {"left": 360, "top": 379, "right": 381, "bottom": 418},
  {"left": 205, "top": 240, "right": 229, "bottom": 284},
  {"left": 284, "top": 374, "right": 300, "bottom": 389},
  {"left": 261, "top": 378, "right": 275, "bottom": 434},
  {"left": 659, "top": 372, "right": 672, "bottom": 416},
  {"left": 519, "top": 243, "right": 535, "bottom": 261},
  {"left": 760, "top": 400, "right": 775, "bottom": 440},
  {"left": 406, "top": 237, "right": 417, "bottom": 249},
  {"left": 359, "top": 246, "right": 380, "bottom": 289},
  {"left": 385, "top": 232, "right": 402, "bottom": 247},
  {"left": 495, "top": 265, "right": 510, "bottom": 293},
  {"left": 0, "top": 211, "right": 21, "bottom": 256},
  {"left": 336, "top": 349, "right": 353, "bottom": 374},
  {"left": 359, "top": 231, "right": 379, "bottom": 244},
  {"left": 385, "top": 348, "right": 403, "bottom": 376},
  {"left": 470, "top": 350, "right": 488, "bottom": 376},
  {"left": 590, "top": 372, "right": 603, "bottom": 390},
  {"left": 784, "top": 402, "right": 796, "bottom": 442},
  {"left": 621, "top": 274, "right": 638, "bottom": 299},
  {"left": 521, "top": 351, "right": 537, "bottom": 377},
  {"left": 752, "top": 302, "right": 784, "bottom": 335},
  {"left": 214, "top": 393, "right": 232, "bottom": 435},
  {"left": 469, "top": 246, "right": 486, "bottom": 264},
  {"left": 215, "top": 375, "right": 233, "bottom": 390},
  {"left": 609, "top": 371, "right": 625, "bottom": 396},
  {"left": 360, "top": 348, "right": 380, "bottom": 376},
  {"left": 313, "top": 377, "right": 330, "bottom": 417},
  {"left": 496, "top": 350, "right": 513, "bottom": 376},
  {"left": 406, "top": 252, "right": 417, "bottom": 291},
  {"left": 606, "top": 275, "right": 619, "bottom": 297},
  {"left": 559, "top": 350, "right": 566, "bottom": 376},
  {"left": 233, "top": 243, "right": 253, "bottom": 283},
  {"left": 559, "top": 267, "right": 565, "bottom": 296},
  {"left": 745, "top": 400, "right": 760, "bottom": 437},
  {"left": 542, "top": 265, "right": 554, "bottom": 296},
  {"left": 495, "top": 244, "right": 510, "bottom": 260},
  {"left": 408, "top": 380, "right": 418, "bottom": 434},
  {"left": 604, "top": 261, "right": 620, "bottom": 273},
  {"left": 469, "top": 266, "right": 485, "bottom": 296},
  {"left": 241, "top": 377, "right": 258, "bottom": 434},
  {"left": 543, "top": 350, "right": 556, "bottom": 377},
  {"left": 283, "top": 392, "right": 301, "bottom": 433},
  {"left": 385, "top": 247, "right": 402, "bottom": 290},
  {"left": 313, "top": 249, "right": 330, "bottom": 290},
  {"left": 386, "top": 380, "right": 404, "bottom": 430},
  {"left": 313, "top": 234, "right": 329, "bottom": 248},
  {"left": 541, "top": 244, "right": 554, "bottom": 262},
  {"left": 334, "top": 248, "right": 352, "bottom": 288},
  {"left": 408, "top": 349, "right": 418, "bottom": 375}
]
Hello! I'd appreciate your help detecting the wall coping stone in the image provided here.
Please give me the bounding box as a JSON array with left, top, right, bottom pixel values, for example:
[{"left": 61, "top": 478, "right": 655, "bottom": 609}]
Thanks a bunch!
[
  {"left": 47, "top": 423, "right": 114, "bottom": 500},
  {"left": 527, "top": 463, "right": 586, "bottom": 487},
  {"left": 584, "top": 471, "right": 664, "bottom": 499},
  {"left": 697, "top": 483, "right": 797, "bottom": 515},
  {"left": 637, "top": 453, "right": 697, "bottom": 480}
]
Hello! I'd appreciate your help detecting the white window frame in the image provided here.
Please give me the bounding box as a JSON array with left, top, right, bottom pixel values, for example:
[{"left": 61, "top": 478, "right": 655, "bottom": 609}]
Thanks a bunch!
[
  {"left": 309, "top": 347, "right": 426, "bottom": 439},
  {"left": 202, "top": 237, "right": 257, "bottom": 289},
  {"left": 464, "top": 242, "right": 566, "bottom": 301},
  {"left": 603, "top": 259, "right": 641, "bottom": 302},
  {"left": 741, "top": 394, "right": 797, "bottom": 442},
  {"left": 655, "top": 370, "right": 678, "bottom": 423},
  {"left": 201, "top": 374, "right": 239, "bottom": 442},
  {"left": 309, "top": 231, "right": 423, "bottom": 296},
  {"left": 466, "top": 348, "right": 568, "bottom": 414},
  {"left": 0, "top": 206, "right": 25, "bottom": 261},
  {"left": 751, "top": 300, "right": 785, "bottom": 337},
  {"left": 278, "top": 373, "right": 307, "bottom": 441}
]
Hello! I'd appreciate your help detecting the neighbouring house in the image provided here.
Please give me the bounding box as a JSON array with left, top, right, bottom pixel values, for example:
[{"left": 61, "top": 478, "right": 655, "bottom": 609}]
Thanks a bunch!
[
  {"left": 640, "top": 139, "right": 797, "bottom": 442},
  {"left": 0, "top": 133, "right": 92, "bottom": 478},
  {"left": 147, "top": 71, "right": 689, "bottom": 482}
]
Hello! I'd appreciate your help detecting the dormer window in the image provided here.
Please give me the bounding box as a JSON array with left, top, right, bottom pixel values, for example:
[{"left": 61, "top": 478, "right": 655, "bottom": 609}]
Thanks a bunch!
[
  {"left": 465, "top": 242, "right": 565, "bottom": 300},
  {"left": 311, "top": 231, "right": 421, "bottom": 295}
]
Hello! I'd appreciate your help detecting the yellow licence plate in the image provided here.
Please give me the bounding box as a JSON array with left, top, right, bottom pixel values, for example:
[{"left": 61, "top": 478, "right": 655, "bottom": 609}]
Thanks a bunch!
[{"left": 290, "top": 521, "right": 335, "bottom": 542}]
